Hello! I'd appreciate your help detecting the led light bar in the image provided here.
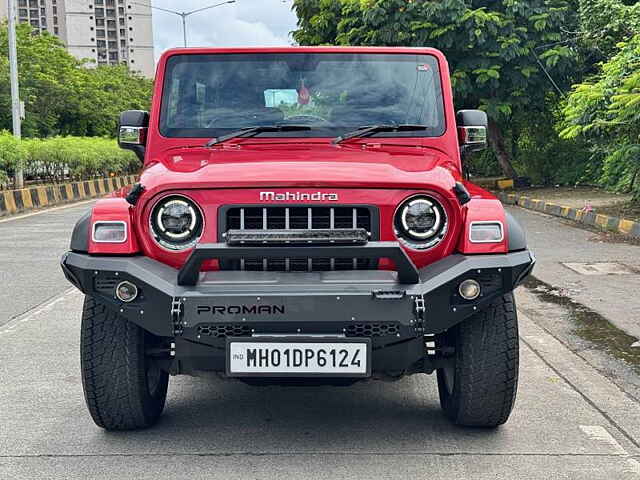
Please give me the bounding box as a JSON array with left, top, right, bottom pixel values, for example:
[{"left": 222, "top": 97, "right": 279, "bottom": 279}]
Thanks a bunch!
[{"left": 225, "top": 228, "right": 370, "bottom": 246}]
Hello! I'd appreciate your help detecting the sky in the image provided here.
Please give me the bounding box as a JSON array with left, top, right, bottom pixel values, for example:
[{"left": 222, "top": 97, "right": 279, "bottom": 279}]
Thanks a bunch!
[{"left": 149, "top": 0, "right": 299, "bottom": 60}]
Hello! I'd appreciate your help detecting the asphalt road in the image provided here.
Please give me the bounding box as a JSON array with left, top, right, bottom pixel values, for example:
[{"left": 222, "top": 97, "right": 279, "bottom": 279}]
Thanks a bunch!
[
  {"left": 507, "top": 206, "right": 640, "bottom": 340},
  {"left": 0, "top": 201, "right": 94, "bottom": 327},
  {"left": 1, "top": 203, "right": 640, "bottom": 479}
]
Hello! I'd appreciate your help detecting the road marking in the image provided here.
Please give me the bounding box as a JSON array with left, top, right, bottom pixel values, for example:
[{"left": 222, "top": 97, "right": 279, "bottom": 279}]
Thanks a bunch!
[
  {"left": 0, "top": 199, "right": 94, "bottom": 224},
  {"left": 0, "top": 288, "right": 78, "bottom": 335},
  {"left": 579, "top": 425, "right": 627, "bottom": 455}
]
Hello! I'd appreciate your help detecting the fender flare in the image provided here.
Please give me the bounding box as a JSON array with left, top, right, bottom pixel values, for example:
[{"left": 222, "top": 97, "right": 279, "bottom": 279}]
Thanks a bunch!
[
  {"left": 70, "top": 210, "right": 91, "bottom": 253},
  {"left": 505, "top": 211, "right": 527, "bottom": 251}
]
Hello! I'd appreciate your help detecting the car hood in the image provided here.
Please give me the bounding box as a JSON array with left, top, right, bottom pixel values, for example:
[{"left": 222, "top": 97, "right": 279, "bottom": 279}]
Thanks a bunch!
[{"left": 139, "top": 143, "right": 461, "bottom": 196}]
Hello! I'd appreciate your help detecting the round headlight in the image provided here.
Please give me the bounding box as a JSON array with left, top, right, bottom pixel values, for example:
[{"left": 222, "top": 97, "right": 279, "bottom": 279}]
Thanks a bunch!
[
  {"left": 394, "top": 195, "right": 447, "bottom": 249},
  {"left": 150, "top": 195, "right": 204, "bottom": 251}
]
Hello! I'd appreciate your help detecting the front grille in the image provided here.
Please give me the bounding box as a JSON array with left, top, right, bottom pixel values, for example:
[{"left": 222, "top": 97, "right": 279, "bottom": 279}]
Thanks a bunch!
[
  {"left": 196, "top": 322, "right": 401, "bottom": 338},
  {"left": 344, "top": 323, "right": 400, "bottom": 337},
  {"left": 197, "top": 324, "right": 253, "bottom": 337},
  {"left": 478, "top": 272, "right": 502, "bottom": 294},
  {"left": 220, "top": 205, "right": 378, "bottom": 272},
  {"left": 94, "top": 276, "right": 118, "bottom": 294}
]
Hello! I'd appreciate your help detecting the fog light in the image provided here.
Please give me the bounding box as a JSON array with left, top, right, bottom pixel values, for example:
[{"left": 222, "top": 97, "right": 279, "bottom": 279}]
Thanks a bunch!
[
  {"left": 459, "top": 279, "right": 481, "bottom": 300},
  {"left": 115, "top": 281, "right": 138, "bottom": 303}
]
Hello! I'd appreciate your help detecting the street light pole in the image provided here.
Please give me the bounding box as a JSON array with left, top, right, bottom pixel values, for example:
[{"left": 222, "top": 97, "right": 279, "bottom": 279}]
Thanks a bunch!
[
  {"left": 181, "top": 14, "right": 187, "bottom": 47},
  {"left": 132, "top": 1, "right": 236, "bottom": 47},
  {"left": 7, "top": 0, "right": 24, "bottom": 188}
]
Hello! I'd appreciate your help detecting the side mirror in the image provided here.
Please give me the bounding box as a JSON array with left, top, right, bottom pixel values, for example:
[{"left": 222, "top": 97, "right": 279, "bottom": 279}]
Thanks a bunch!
[
  {"left": 118, "top": 110, "right": 149, "bottom": 162},
  {"left": 456, "top": 109, "right": 487, "bottom": 154}
]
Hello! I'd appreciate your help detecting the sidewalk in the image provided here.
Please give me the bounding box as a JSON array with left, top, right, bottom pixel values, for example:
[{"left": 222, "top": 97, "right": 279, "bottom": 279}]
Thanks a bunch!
[
  {"left": 512, "top": 186, "right": 634, "bottom": 212},
  {"left": 507, "top": 205, "right": 640, "bottom": 341},
  {"left": 497, "top": 187, "right": 640, "bottom": 238}
]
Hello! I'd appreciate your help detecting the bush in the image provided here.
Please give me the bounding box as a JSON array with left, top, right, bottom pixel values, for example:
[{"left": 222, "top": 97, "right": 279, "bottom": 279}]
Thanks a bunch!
[
  {"left": 0, "top": 131, "right": 27, "bottom": 186},
  {"left": 0, "top": 132, "right": 138, "bottom": 187}
]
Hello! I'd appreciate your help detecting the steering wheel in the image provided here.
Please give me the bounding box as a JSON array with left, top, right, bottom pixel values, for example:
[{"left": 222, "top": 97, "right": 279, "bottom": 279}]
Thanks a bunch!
[{"left": 284, "top": 114, "right": 332, "bottom": 126}]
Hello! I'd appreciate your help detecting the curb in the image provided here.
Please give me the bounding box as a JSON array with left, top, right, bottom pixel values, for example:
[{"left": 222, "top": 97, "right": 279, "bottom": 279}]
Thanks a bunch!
[
  {"left": 0, "top": 175, "right": 137, "bottom": 217},
  {"left": 497, "top": 192, "right": 640, "bottom": 239},
  {"left": 474, "top": 177, "right": 514, "bottom": 190}
]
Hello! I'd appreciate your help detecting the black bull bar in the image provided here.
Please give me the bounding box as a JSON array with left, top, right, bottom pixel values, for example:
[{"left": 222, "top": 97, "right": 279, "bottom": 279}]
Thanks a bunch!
[{"left": 61, "top": 242, "right": 534, "bottom": 338}]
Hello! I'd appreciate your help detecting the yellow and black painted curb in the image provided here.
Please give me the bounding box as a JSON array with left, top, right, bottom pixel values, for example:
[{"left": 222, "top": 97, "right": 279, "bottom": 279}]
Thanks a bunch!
[
  {"left": 497, "top": 192, "right": 640, "bottom": 239},
  {"left": 474, "top": 177, "right": 515, "bottom": 190},
  {"left": 0, "top": 175, "right": 138, "bottom": 217}
]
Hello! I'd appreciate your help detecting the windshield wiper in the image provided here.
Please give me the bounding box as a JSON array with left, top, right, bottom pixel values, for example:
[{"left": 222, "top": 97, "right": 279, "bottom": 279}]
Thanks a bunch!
[
  {"left": 332, "top": 124, "right": 429, "bottom": 144},
  {"left": 204, "top": 125, "right": 312, "bottom": 147}
]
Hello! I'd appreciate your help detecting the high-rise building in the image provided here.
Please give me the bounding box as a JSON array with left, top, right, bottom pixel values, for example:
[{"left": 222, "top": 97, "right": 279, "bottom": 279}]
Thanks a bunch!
[{"left": 1, "top": 0, "right": 155, "bottom": 78}]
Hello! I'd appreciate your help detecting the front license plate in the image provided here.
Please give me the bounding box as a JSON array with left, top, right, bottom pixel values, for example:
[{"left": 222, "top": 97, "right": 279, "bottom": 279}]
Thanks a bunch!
[{"left": 226, "top": 338, "right": 371, "bottom": 377}]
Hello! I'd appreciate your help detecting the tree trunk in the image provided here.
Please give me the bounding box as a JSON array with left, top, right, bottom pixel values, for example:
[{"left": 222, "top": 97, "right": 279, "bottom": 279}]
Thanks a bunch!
[{"left": 487, "top": 120, "right": 518, "bottom": 180}]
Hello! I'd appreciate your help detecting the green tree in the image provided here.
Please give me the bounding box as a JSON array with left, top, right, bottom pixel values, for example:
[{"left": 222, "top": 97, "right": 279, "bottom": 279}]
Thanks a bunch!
[
  {"left": 577, "top": 0, "right": 640, "bottom": 61},
  {"left": 64, "top": 65, "right": 152, "bottom": 137},
  {"left": 0, "top": 23, "right": 80, "bottom": 136},
  {"left": 292, "top": 0, "right": 580, "bottom": 179},
  {"left": 560, "top": 35, "right": 640, "bottom": 201},
  {"left": 0, "top": 21, "right": 152, "bottom": 138}
]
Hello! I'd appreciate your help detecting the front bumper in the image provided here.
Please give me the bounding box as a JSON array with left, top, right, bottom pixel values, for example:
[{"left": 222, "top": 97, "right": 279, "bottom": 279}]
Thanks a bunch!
[{"left": 61, "top": 243, "right": 534, "bottom": 375}]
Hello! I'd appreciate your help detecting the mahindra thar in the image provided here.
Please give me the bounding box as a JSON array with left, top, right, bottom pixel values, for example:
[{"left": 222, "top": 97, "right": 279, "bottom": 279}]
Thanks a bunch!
[{"left": 61, "top": 47, "right": 534, "bottom": 431}]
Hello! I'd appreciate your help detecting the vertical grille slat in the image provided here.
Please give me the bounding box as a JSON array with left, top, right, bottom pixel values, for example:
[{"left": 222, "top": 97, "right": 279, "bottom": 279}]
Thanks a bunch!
[
  {"left": 222, "top": 205, "right": 377, "bottom": 272},
  {"left": 330, "top": 208, "right": 335, "bottom": 270},
  {"left": 262, "top": 208, "right": 267, "bottom": 271},
  {"left": 352, "top": 208, "right": 358, "bottom": 269},
  {"left": 240, "top": 208, "right": 245, "bottom": 270}
]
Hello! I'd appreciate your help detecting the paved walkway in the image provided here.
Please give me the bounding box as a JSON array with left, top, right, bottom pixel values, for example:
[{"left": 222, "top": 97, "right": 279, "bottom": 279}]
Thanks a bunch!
[{"left": 510, "top": 187, "right": 633, "bottom": 210}]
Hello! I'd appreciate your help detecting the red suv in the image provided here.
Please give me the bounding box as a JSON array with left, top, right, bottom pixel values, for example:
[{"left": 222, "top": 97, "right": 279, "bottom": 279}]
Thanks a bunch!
[{"left": 61, "top": 47, "right": 534, "bottom": 431}]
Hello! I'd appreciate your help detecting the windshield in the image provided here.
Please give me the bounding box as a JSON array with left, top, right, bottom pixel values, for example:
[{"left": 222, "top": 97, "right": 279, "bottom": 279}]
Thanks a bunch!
[{"left": 159, "top": 53, "right": 445, "bottom": 139}]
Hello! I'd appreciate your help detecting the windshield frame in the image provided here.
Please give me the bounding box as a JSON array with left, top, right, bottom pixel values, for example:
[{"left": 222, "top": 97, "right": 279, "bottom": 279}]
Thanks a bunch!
[{"left": 158, "top": 51, "right": 447, "bottom": 140}]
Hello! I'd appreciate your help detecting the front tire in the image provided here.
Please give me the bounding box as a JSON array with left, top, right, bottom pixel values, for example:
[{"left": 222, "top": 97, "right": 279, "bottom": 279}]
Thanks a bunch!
[
  {"left": 80, "top": 295, "right": 169, "bottom": 430},
  {"left": 437, "top": 293, "right": 519, "bottom": 427}
]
